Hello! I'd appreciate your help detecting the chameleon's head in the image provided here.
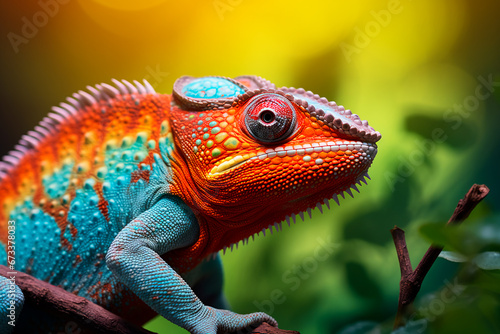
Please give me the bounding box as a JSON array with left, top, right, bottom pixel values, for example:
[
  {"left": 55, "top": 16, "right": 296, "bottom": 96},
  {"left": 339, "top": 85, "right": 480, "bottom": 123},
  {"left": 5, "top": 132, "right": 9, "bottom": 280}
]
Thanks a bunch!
[{"left": 168, "top": 76, "right": 380, "bottom": 262}]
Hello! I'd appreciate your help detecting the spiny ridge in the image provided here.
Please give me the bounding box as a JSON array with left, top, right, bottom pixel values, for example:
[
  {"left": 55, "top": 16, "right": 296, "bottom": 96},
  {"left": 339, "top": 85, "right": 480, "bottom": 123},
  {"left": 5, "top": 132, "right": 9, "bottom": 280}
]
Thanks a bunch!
[
  {"left": 0, "top": 79, "right": 156, "bottom": 178},
  {"left": 215, "top": 175, "right": 370, "bottom": 258}
]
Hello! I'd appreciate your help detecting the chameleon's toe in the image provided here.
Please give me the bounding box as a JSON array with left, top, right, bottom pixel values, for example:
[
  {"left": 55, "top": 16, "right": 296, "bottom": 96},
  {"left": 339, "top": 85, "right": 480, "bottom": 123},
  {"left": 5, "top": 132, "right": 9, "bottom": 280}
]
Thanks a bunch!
[
  {"left": 216, "top": 308, "right": 278, "bottom": 331},
  {"left": 188, "top": 306, "right": 277, "bottom": 334}
]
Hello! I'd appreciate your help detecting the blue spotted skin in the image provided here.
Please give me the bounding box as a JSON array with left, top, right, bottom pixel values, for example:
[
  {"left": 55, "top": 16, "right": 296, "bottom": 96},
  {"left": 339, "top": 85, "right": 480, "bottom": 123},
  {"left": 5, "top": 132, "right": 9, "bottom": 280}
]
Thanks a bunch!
[
  {"left": 182, "top": 77, "right": 245, "bottom": 99},
  {"left": 0, "top": 77, "right": 277, "bottom": 333},
  {"left": 0, "top": 275, "right": 24, "bottom": 333}
]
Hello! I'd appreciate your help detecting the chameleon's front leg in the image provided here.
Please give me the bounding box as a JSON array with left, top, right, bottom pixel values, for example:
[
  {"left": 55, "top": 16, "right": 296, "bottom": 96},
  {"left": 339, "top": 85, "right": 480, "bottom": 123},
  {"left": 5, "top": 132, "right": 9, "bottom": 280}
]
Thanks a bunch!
[{"left": 106, "top": 195, "right": 276, "bottom": 334}]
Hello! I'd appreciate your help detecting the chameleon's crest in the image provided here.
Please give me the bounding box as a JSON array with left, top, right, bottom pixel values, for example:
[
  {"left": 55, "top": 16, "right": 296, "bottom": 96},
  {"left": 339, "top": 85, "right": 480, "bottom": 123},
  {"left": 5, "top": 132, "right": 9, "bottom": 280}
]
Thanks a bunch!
[
  {"left": 277, "top": 86, "right": 381, "bottom": 143},
  {"left": 0, "top": 79, "right": 155, "bottom": 179}
]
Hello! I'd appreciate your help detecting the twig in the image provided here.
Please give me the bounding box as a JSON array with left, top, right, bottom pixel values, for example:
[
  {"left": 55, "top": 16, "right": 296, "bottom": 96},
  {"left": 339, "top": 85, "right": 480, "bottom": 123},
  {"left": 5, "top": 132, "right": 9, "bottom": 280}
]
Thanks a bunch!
[{"left": 391, "top": 184, "right": 490, "bottom": 329}]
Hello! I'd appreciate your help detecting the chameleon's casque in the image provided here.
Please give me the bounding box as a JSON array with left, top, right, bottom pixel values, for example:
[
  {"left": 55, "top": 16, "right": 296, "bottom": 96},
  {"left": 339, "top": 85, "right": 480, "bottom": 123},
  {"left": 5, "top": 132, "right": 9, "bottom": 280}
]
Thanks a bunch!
[{"left": 0, "top": 75, "right": 380, "bottom": 333}]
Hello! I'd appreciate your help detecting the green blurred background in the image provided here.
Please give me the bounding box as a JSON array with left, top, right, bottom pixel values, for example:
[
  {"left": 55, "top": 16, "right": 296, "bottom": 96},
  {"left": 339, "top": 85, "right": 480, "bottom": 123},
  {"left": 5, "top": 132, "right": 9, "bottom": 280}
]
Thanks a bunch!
[{"left": 1, "top": 0, "right": 499, "bottom": 333}]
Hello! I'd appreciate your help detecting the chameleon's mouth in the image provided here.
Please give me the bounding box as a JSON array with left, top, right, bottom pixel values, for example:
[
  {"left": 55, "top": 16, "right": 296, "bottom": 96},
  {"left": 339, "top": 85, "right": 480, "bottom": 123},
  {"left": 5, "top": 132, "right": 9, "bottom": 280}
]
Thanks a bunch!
[
  {"left": 209, "top": 153, "right": 257, "bottom": 175},
  {"left": 209, "top": 140, "right": 377, "bottom": 175}
]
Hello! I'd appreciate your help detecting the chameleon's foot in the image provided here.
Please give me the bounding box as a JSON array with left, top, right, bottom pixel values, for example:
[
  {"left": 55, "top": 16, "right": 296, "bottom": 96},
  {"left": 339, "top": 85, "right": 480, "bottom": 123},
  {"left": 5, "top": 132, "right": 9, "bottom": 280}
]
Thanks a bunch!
[{"left": 187, "top": 306, "right": 277, "bottom": 334}]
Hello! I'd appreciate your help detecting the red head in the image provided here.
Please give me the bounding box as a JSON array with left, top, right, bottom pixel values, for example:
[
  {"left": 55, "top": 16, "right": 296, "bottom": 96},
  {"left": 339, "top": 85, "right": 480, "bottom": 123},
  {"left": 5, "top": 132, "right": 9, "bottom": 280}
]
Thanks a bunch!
[{"left": 166, "top": 75, "right": 381, "bottom": 270}]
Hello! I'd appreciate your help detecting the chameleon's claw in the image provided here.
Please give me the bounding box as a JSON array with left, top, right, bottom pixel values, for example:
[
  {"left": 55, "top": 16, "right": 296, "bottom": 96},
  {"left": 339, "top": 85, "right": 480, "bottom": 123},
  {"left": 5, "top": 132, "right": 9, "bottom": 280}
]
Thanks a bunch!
[{"left": 188, "top": 307, "right": 277, "bottom": 334}]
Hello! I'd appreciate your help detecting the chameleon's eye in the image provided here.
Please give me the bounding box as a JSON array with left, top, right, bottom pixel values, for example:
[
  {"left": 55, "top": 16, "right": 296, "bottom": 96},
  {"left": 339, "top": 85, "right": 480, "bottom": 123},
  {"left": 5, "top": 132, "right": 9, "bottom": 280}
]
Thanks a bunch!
[{"left": 243, "top": 94, "right": 297, "bottom": 143}]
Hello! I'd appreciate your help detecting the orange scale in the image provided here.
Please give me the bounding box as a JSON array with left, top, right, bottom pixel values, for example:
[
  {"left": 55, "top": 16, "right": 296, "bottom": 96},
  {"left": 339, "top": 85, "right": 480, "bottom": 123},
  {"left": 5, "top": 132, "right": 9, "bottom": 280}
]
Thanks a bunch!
[
  {"left": 327, "top": 152, "right": 337, "bottom": 158},
  {"left": 271, "top": 157, "right": 281, "bottom": 165},
  {"left": 304, "top": 127, "right": 315, "bottom": 136},
  {"left": 315, "top": 129, "right": 323, "bottom": 136}
]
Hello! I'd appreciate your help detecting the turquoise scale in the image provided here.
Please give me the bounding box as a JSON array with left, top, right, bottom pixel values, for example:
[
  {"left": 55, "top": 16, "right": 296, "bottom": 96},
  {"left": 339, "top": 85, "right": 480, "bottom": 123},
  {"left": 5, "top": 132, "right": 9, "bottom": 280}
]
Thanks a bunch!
[
  {"left": 42, "top": 162, "right": 73, "bottom": 199},
  {"left": 182, "top": 77, "right": 245, "bottom": 99},
  {"left": 6, "top": 199, "right": 62, "bottom": 279}
]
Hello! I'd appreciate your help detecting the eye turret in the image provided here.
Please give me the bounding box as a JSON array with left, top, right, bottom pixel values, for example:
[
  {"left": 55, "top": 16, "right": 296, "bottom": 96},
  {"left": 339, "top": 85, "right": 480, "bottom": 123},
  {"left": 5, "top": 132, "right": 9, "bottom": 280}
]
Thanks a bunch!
[{"left": 243, "top": 94, "right": 297, "bottom": 143}]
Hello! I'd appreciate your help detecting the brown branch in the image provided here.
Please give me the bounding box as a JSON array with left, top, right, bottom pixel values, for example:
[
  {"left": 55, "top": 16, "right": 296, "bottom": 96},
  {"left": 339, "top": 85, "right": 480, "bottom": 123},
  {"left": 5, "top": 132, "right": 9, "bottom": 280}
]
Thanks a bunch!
[
  {"left": 391, "top": 184, "right": 490, "bottom": 329},
  {"left": 0, "top": 265, "right": 299, "bottom": 333},
  {"left": 252, "top": 322, "right": 300, "bottom": 334},
  {"left": 0, "top": 265, "right": 155, "bottom": 334},
  {"left": 391, "top": 227, "right": 413, "bottom": 277}
]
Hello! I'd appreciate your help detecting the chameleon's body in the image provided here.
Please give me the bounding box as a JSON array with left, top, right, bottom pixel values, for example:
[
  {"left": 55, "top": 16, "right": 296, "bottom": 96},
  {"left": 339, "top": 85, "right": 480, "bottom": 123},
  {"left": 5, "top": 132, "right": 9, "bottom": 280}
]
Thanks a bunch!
[{"left": 0, "top": 76, "right": 380, "bottom": 333}]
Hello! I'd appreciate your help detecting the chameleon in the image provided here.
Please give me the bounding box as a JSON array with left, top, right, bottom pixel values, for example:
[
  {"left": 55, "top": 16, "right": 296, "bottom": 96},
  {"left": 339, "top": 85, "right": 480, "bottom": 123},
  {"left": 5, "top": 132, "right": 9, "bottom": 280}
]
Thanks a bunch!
[{"left": 0, "top": 75, "right": 380, "bottom": 333}]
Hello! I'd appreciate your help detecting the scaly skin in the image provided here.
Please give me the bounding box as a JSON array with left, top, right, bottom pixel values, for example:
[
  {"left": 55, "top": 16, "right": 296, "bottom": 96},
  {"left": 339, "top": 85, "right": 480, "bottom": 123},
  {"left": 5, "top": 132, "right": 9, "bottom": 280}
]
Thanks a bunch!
[{"left": 0, "top": 75, "right": 380, "bottom": 333}]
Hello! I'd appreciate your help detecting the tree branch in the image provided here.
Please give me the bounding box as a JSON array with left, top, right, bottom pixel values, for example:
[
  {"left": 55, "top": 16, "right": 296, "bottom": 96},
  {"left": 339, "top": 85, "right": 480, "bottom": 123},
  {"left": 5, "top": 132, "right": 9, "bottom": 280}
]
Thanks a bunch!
[
  {"left": 391, "top": 184, "right": 490, "bottom": 329},
  {"left": 0, "top": 265, "right": 299, "bottom": 333},
  {"left": 253, "top": 322, "right": 300, "bottom": 334},
  {"left": 391, "top": 227, "right": 412, "bottom": 278},
  {"left": 0, "top": 265, "right": 156, "bottom": 334}
]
